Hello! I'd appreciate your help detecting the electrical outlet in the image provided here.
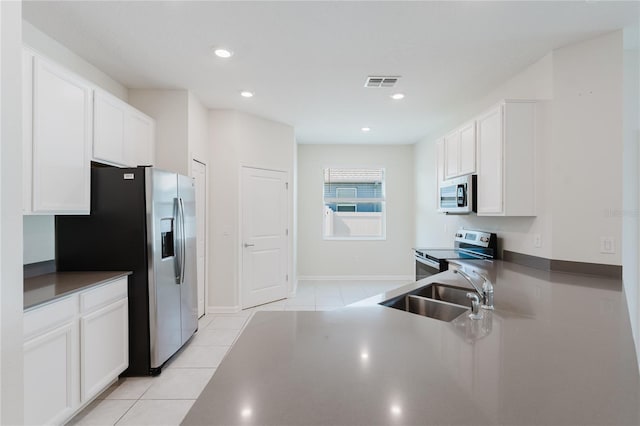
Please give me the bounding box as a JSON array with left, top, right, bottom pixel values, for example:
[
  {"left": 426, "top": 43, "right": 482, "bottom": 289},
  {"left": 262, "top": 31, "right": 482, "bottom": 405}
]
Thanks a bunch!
[
  {"left": 533, "top": 234, "right": 542, "bottom": 248},
  {"left": 600, "top": 237, "right": 615, "bottom": 254}
]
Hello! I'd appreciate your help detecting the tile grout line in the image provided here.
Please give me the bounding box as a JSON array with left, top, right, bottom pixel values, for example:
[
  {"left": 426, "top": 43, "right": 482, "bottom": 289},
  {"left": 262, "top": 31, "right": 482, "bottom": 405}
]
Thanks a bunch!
[{"left": 112, "top": 399, "right": 137, "bottom": 426}]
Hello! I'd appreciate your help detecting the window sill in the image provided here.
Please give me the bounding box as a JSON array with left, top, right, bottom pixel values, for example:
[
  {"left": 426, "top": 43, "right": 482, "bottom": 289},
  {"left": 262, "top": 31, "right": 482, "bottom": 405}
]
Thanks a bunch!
[{"left": 323, "top": 236, "right": 387, "bottom": 241}]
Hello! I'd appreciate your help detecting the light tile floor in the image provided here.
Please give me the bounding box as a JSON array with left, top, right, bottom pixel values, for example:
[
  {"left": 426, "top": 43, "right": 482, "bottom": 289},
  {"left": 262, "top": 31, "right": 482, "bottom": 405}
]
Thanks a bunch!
[{"left": 67, "top": 279, "right": 409, "bottom": 425}]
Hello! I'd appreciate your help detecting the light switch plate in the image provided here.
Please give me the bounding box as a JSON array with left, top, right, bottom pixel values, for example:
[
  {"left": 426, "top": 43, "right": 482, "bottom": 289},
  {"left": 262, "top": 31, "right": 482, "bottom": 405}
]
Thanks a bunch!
[
  {"left": 600, "top": 237, "right": 615, "bottom": 254},
  {"left": 533, "top": 234, "right": 542, "bottom": 248}
]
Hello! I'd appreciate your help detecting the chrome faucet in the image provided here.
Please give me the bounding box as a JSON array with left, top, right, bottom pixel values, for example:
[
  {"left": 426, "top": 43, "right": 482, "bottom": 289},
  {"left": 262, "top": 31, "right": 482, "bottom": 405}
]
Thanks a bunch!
[
  {"left": 453, "top": 268, "right": 494, "bottom": 313},
  {"left": 475, "top": 271, "right": 494, "bottom": 310},
  {"left": 465, "top": 292, "right": 483, "bottom": 320}
]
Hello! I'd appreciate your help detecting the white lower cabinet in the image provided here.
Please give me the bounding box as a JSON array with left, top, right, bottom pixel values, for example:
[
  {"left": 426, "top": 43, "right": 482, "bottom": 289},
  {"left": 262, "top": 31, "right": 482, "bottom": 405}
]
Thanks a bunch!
[
  {"left": 24, "top": 321, "right": 78, "bottom": 426},
  {"left": 23, "top": 277, "right": 129, "bottom": 425},
  {"left": 80, "top": 298, "right": 129, "bottom": 402}
]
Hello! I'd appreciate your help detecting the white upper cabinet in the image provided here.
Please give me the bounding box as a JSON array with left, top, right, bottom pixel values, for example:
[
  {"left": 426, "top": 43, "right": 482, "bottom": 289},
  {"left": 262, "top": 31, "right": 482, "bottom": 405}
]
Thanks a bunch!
[
  {"left": 476, "top": 100, "right": 536, "bottom": 216},
  {"left": 444, "top": 130, "right": 460, "bottom": 179},
  {"left": 124, "top": 109, "right": 155, "bottom": 167},
  {"left": 444, "top": 121, "right": 476, "bottom": 179},
  {"left": 436, "top": 139, "right": 445, "bottom": 188},
  {"left": 458, "top": 121, "right": 476, "bottom": 176},
  {"left": 28, "top": 53, "right": 93, "bottom": 215},
  {"left": 24, "top": 47, "right": 156, "bottom": 215},
  {"left": 93, "top": 90, "right": 126, "bottom": 166},
  {"left": 93, "top": 90, "right": 155, "bottom": 168}
]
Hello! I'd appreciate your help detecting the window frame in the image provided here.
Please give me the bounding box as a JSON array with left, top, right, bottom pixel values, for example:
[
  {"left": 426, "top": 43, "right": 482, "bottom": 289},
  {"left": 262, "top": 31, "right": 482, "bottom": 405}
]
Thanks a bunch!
[{"left": 322, "top": 167, "right": 386, "bottom": 241}]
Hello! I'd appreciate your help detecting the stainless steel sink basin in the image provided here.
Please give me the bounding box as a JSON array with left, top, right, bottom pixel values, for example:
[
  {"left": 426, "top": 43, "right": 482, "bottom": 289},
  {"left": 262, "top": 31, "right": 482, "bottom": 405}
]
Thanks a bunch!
[
  {"left": 380, "top": 293, "right": 469, "bottom": 322},
  {"left": 412, "top": 283, "right": 472, "bottom": 306}
]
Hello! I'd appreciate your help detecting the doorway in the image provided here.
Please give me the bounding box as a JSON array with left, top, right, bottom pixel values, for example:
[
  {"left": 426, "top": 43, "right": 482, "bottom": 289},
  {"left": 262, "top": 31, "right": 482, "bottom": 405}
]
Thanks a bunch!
[
  {"left": 191, "top": 159, "right": 207, "bottom": 318},
  {"left": 240, "top": 166, "right": 288, "bottom": 309}
]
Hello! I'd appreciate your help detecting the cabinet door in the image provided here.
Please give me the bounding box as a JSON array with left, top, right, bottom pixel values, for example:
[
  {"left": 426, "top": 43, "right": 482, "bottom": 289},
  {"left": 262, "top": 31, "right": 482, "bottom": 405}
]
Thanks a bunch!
[
  {"left": 124, "top": 109, "right": 154, "bottom": 167},
  {"left": 24, "top": 321, "right": 78, "bottom": 426},
  {"left": 32, "top": 57, "right": 92, "bottom": 214},
  {"left": 93, "top": 91, "right": 126, "bottom": 165},
  {"left": 476, "top": 106, "right": 504, "bottom": 215},
  {"left": 444, "top": 130, "right": 459, "bottom": 179},
  {"left": 458, "top": 121, "right": 476, "bottom": 176},
  {"left": 80, "top": 298, "right": 129, "bottom": 402},
  {"left": 436, "top": 139, "right": 445, "bottom": 205},
  {"left": 23, "top": 50, "right": 34, "bottom": 213}
]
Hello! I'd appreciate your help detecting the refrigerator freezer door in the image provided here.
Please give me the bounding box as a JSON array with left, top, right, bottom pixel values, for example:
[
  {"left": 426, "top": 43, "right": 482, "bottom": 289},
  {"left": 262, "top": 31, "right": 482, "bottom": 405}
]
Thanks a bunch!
[
  {"left": 147, "top": 168, "right": 182, "bottom": 369},
  {"left": 178, "top": 174, "right": 198, "bottom": 345}
]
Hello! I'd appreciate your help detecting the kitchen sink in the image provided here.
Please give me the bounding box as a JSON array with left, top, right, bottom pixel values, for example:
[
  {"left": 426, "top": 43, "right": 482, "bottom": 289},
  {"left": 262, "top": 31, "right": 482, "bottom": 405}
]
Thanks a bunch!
[
  {"left": 380, "top": 293, "right": 469, "bottom": 322},
  {"left": 412, "top": 283, "right": 472, "bottom": 306}
]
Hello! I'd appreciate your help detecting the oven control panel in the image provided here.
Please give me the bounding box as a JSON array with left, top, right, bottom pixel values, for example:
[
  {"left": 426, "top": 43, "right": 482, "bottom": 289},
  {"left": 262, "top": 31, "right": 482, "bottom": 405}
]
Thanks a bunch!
[{"left": 454, "top": 229, "right": 496, "bottom": 249}]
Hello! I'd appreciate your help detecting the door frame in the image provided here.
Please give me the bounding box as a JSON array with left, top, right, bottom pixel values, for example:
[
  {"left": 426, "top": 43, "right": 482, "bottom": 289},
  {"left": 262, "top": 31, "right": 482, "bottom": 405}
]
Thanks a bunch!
[
  {"left": 190, "top": 158, "right": 208, "bottom": 316},
  {"left": 238, "top": 164, "right": 291, "bottom": 310}
]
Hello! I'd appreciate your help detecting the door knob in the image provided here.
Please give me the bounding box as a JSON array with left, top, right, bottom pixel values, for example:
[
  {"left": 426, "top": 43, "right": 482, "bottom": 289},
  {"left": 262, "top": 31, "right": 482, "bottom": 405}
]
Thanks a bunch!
[{"left": 244, "top": 243, "right": 255, "bottom": 248}]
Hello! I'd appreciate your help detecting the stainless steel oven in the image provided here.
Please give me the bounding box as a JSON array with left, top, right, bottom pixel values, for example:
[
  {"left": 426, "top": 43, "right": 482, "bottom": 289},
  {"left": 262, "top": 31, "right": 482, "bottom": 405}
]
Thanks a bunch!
[
  {"left": 414, "top": 250, "right": 445, "bottom": 280},
  {"left": 414, "top": 229, "right": 497, "bottom": 281}
]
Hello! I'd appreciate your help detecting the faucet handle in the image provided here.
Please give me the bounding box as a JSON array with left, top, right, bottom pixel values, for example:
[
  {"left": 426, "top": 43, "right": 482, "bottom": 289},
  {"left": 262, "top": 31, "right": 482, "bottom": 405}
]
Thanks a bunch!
[
  {"left": 466, "top": 293, "right": 483, "bottom": 320},
  {"left": 473, "top": 270, "right": 494, "bottom": 310}
]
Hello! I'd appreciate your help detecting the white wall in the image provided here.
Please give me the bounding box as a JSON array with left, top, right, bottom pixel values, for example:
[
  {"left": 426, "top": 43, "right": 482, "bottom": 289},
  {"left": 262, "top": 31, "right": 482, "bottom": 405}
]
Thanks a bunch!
[
  {"left": 187, "top": 92, "right": 209, "bottom": 165},
  {"left": 128, "top": 89, "right": 189, "bottom": 175},
  {"left": 1, "top": 2, "right": 24, "bottom": 423},
  {"left": 550, "top": 31, "right": 623, "bottom": 264},
  {"left": 622, "top": 25, "right": 640, "bottom": 368},
  {"left": 415, "top": 31, "right": 625, "bottom": 268},
  {"left": 208, "top": 110, "right": 295, "bottom": 310},
  {"left": 22, "top": 21, "right": 127, "bottom": 101},
  {"left": 128, "top": 90, "right": 209, "bottom": 176},
  {"left": 415, "top": 53, "right": 554, "bottom": 258},
  {"left": 297, "top": 144, "right": 414, "bottom": 279},
  {"left": 23, "top": 216, "right": 54, "bottom": 264}
]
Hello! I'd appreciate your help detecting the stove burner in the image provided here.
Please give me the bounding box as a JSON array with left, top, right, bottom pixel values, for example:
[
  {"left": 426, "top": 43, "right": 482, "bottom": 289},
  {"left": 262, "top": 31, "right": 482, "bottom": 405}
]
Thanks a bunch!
[{"left": 414, "top": 229, "right": 497, "bottom": 280}]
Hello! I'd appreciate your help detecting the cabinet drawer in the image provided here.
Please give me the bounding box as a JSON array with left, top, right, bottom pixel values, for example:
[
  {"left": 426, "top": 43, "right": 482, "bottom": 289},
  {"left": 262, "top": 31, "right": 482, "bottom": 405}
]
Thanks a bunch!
[
  {"left": 24, "top": 295, "right": 77, "bottom": 340},
  {"left": 80, "top": 277, "right": 128, "bottom": 314}
]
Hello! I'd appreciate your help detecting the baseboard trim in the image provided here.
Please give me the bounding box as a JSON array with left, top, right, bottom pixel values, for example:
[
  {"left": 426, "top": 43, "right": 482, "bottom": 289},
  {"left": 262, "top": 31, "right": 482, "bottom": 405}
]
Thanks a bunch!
[
  {"left": 297, "top": 275, "right": 414, "bottom": 282},
  {"left": 503, "top": 250, "right": 622, "bottom": 279},
  {"left": 207, "top": 305, "right": 241, "bottom": 314}
]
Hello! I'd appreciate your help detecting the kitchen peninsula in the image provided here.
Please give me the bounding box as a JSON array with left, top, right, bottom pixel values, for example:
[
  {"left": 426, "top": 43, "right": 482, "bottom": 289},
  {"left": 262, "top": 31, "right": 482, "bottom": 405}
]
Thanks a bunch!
[{"left": 183, "top": 261, "right": 639, "bottom": 426}]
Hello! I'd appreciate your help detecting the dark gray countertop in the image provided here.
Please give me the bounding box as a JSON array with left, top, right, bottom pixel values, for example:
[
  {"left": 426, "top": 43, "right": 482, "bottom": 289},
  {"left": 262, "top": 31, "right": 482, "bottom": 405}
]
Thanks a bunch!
[
  {"left": 24, "top": 271, "right": 131, "bottom": 311},
  {"left": 182, "top": 260, "right": 640, "bottom": 426}
]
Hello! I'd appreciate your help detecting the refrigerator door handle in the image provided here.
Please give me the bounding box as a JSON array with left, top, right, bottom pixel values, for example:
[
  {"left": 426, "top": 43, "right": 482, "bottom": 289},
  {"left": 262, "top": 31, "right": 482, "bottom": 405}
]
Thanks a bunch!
[
  {"left": 179, "top": 197, "right": 187, "bottom": 284},
  {"left": 173, "top": 197, "right": 182, "bottom": 284}
]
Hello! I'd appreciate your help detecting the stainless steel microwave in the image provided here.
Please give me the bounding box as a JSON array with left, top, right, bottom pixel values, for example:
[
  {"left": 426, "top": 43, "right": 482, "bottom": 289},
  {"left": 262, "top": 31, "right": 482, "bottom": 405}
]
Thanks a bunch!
[{"left": 438, "top": 175, "right": 476, "bottom": 214}]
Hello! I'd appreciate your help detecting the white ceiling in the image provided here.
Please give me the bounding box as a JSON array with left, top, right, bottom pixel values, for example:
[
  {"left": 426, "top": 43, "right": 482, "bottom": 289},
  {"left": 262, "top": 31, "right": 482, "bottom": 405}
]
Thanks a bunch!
[{"left": 23, "top": 1, "right": 639, "bottom": 145}]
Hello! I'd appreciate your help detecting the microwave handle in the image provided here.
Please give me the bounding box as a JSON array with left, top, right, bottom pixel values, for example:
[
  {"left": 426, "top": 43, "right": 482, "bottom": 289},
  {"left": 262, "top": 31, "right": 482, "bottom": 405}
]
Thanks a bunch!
[{"left": 457, "top": 184, "right": 467, "bottom": 207}]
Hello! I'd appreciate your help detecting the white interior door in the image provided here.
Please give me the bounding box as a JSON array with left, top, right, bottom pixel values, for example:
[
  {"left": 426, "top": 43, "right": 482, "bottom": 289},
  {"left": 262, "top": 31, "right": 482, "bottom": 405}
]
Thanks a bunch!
[
  {"left": 192, "top": 160, "right": 207, "bottom": 318},
  {"left": 241, "top": 167, "right": 288, "bottom": 309}
]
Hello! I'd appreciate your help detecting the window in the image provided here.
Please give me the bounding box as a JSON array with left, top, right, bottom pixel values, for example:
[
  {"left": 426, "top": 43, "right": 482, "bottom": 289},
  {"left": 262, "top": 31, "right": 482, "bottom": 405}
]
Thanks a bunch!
[
  {"left": 336, "top": 204, "right": 357, "bottom": 212},
  {"left": 323, "top": 167, "right": 385, "bottom": 240}
]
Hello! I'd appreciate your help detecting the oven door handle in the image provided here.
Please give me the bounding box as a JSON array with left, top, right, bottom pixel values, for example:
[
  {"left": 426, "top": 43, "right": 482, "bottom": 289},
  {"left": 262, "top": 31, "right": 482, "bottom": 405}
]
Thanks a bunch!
[{"left": 415, "top": 256, "right": 440, "bottom": 270}]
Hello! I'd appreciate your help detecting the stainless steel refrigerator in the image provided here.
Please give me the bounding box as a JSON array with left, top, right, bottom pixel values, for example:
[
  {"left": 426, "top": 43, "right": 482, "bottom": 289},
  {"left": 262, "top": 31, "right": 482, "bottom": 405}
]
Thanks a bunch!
[{"left": 56, "top": 167, "right": 198, "bottom": 376}]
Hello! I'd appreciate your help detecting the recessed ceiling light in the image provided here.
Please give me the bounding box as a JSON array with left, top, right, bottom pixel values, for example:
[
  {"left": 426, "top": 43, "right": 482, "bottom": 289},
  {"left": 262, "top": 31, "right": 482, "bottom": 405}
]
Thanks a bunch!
[
  {"left": 213, "top": 48, "right": 233, "bottom": 58},
  {"left": 361, "top": 127, "right": 371, "bottom": 132},
  {"left": 240, "top": 91, "right": 254, "bottom": 98},
  {"left": 390, "top": 93, "right": 405, "bottom": 100}
]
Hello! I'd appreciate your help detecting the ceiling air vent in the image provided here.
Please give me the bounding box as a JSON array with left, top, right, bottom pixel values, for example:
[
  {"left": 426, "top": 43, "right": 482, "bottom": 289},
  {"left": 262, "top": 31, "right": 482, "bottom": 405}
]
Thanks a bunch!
[{"left": 365, "top": 76, "right": 401, "bottom": 88}]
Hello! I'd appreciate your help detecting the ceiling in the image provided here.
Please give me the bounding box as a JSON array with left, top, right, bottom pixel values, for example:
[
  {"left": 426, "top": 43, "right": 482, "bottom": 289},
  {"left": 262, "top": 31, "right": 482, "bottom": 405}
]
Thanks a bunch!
[{"left": 23, "top": 1, "right": 639, "bottom": 145}]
